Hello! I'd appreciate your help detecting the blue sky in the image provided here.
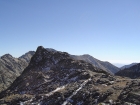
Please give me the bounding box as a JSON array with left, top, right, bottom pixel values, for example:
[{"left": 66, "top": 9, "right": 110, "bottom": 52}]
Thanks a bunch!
[{"left": 0, "top": 0, "right": 140, "bottom": 67}]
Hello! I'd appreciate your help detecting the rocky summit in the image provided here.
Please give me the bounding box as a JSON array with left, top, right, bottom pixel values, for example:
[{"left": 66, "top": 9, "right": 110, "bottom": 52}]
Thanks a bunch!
[{"left": 0, "top": 46, "right": 140, "bottom": 105}]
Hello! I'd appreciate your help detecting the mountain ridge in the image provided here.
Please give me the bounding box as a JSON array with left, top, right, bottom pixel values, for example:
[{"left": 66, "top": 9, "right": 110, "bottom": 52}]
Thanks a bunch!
[
  {"left": 0, "top": 46, "right": 139, "bottom": 105},
  {"left": 120, "top": 63, "right": 138, "bottom": 70},
  {"left": 0, "top": 47, "right": 119, "bottom": 93},
  {"left": 115, "top": 63, "right": 140, "bottom": 78},
  {"left": 71, "top": 54, "right": 119, "bottom": 74},
  {"left": 0, "top": 51, "right": 35, "bottom": 92}
]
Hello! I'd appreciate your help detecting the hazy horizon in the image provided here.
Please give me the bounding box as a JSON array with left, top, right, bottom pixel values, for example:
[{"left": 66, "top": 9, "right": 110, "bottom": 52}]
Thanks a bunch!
[{"left": 0, "top": 0, "right": 140, "bottom": 66}]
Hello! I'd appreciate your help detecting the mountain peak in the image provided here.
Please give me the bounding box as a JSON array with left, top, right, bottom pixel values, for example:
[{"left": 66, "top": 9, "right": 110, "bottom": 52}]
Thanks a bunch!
[
  {"left": 36, "top": 46, "right": 45, "bottom": 52},
  {"left": 1, "top": 53, "right": 13, "bottom": 59}
]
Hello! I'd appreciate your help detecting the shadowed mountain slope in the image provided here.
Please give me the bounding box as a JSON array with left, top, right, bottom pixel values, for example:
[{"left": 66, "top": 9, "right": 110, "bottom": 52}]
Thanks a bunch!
[
  {"left": 116, "top": 63, "right": 140, "bottom": 79},
  {"left": 120, "top": 63, "right": 138, "bottom": 70}
]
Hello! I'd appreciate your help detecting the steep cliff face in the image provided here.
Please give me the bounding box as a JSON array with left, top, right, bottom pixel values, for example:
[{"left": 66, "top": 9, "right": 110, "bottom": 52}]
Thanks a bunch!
[
  {"left": 116, "top": 63, "right": 140, "bottom": 79},
  {"left": 0, "top": 51, "right": 35, "bottom": 92}
]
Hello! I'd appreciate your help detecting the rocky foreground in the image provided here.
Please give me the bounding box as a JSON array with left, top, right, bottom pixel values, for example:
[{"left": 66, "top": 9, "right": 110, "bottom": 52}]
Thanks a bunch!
[{"left": 0, "top": 46, "right": 140, "bottom": 105}]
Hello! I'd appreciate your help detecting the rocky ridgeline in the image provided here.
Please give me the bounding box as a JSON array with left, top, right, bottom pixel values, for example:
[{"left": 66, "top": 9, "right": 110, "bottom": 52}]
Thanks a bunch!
[
  {"left": 0, "top": 54, "right": 26, "bottom": 92},
  {"left": 71, "top": 54, "right": 119, "bottom": 74},
  {"left": 0, "top": 47, "right": 120, "bottom": 94},
  {"left": 0, "top": 51, "right": 35, "bottom": 93},
  {"left": 0, "top": 46, "right": 140, "bottom": 105}
]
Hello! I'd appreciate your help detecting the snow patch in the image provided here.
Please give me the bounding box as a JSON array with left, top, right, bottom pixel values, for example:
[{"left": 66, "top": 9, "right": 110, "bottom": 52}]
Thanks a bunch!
[
  {"left": 20, "top": 102, "right": 24, "bottom": 105},
  {"left": 45, "top": 86, "right": 65, "bottom": 97},
  {"left": 62, "top": 78, "right": 91, "bottom": 105},
  {"left": 102, "top": 84, "right": 107, "bottom": 87}
]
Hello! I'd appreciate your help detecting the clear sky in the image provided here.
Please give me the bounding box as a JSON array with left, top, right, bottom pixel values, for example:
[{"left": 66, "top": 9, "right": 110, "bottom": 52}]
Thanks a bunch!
[{"left": 0, "top": 0, "right": 140, "bottom": 66}]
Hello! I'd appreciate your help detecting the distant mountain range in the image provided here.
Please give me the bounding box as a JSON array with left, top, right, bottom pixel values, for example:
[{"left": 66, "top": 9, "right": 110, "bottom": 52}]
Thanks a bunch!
[
  {"left": 116, "top": 63, "right": 140, "bottom": 78},
  {"left": 120, "top": 63, "right": 138, "bottom": 70}
]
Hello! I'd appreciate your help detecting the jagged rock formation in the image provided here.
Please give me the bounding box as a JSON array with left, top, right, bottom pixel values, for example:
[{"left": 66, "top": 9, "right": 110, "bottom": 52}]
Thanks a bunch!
[
  {"left": 0, "top": 51, "right": 35, "bottom": 92},
  {"left": 71, "top": 54, "right": 119, "bottom": 74},
  {"left": 116, "top": 63, "right": 140, "bottom": 79},
  {"left": 0, "top": 46, "right": 139, "bottom": 105}
]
